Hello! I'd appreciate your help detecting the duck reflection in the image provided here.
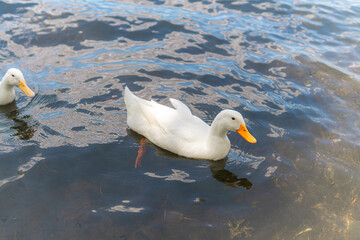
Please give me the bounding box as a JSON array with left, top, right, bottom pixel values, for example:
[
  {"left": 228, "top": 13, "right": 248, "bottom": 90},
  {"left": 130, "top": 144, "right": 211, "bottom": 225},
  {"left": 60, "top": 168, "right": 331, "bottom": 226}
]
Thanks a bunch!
[
  {"left": 127, "top": 129, "right": 252, "bottom": 189},
  {"left": 208, "top": 159, "right": 252, "bottom": 189},
  {"left": 0, "top": 101, "right": 37, "bottom": 140}
]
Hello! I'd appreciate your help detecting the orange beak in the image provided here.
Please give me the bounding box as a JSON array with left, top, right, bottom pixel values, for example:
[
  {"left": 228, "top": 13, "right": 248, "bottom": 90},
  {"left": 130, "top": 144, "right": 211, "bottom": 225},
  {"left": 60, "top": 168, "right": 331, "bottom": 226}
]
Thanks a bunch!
[
  {"left": 18, "top": 80, "right": 35, "bottom": 97},
  {"left": 236, "top": 124, "right": 257, "bottom": 143}
]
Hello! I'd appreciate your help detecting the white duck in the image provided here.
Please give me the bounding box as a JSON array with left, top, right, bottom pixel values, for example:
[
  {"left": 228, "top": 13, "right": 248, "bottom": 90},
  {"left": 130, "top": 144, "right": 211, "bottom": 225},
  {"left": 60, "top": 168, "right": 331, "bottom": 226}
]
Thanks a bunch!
[
  {"left": 124, "top": 87, "right": 256, "bottom": 160},
  {"left": 0, "top": 68, "right": 35, "bottom": 105}
]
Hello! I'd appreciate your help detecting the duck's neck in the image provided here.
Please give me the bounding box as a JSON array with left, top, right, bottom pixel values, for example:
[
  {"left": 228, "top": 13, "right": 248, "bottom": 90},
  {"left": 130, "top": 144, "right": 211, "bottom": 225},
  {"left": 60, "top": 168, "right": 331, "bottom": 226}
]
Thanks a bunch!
[
  {"left": 209, "top": 114, "right": 229, "bottom": 138},
  {"left": 205, "top": 116, "right": 231, "bottom": 160},
  {"left": 0, "top": 80, "right": 14, "bottom": 90},
  {"left": 0, "top": 81, "right": 16, "bottom": 104}
]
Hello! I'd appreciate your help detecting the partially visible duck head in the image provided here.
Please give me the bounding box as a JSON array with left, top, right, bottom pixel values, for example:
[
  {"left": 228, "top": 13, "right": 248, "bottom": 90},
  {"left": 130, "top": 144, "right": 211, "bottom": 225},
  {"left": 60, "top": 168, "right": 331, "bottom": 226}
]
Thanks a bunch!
[{"left": 3, "top": 68, "right": 35, "bottom": 97}]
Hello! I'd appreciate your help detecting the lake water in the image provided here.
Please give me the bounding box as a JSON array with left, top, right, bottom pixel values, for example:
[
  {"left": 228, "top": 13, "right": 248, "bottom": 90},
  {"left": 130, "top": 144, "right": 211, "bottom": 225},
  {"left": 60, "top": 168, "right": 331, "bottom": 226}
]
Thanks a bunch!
[{"left": 0, "top": 0, "right": 359, "bottom": 239}]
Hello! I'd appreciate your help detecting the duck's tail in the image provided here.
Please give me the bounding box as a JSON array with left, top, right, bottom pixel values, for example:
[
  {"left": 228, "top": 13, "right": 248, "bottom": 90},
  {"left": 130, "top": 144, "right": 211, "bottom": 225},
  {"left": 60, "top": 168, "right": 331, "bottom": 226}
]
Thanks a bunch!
[
  {"left": 124, "top": 86, "right": 136, "bottom": 107},
  {"left": 124, "top": 85, "right": 132, "bottom": 99}
]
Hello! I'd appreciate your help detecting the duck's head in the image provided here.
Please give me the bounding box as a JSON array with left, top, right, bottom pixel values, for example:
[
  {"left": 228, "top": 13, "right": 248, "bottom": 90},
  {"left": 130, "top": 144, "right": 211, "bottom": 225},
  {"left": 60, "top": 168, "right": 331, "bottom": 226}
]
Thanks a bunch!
[
  {"left": 3, "top": 68, "right": 35, "bottom": 97},
  {"left": 216, "top": 109, "right": 257, "bottom": 143}
]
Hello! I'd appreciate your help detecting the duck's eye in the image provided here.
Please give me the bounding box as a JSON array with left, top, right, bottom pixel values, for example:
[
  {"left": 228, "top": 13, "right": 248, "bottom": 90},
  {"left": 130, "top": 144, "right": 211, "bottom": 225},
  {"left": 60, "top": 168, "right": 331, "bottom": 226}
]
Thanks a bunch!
[
  {"left": 232, "top": 117, "right": 235, "bottom": 120},
  {"left": 11, "top": 74, "right": 15, "bottom": 77}
]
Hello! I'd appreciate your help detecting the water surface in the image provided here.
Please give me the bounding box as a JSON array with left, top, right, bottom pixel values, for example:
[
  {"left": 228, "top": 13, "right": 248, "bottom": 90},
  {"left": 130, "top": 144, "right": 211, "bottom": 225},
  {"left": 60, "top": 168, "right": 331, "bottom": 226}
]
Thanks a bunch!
[{"left": 0, "top": 0, "right": 359, "bottom": 239}]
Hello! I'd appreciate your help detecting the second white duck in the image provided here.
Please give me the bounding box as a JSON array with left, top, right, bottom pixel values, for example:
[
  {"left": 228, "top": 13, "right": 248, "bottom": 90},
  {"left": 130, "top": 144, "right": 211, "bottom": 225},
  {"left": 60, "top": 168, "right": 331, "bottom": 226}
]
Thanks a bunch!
[
  {"left": 0, "top": 68, "right": 35, "bottom": 105},
  {"left": 124, "top": 87, "right": 256, "bottom": 161}
]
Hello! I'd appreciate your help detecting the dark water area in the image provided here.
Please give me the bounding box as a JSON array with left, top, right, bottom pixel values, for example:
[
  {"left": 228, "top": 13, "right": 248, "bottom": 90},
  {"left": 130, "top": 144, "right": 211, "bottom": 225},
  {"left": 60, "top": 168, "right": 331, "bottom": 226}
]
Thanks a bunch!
[{"left": 0, "top": 0, "right": 359, "bottom": 239}]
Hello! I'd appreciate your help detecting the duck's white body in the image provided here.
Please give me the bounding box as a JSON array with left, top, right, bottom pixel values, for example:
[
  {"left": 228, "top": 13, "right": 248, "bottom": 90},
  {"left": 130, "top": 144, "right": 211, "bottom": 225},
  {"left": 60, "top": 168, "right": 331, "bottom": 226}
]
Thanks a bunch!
[
  {"left": 124, "top": 87, "right": 256, "bottom": 160},
  {"left": 0, "top": 68, "right": 35, "bottom": 105}
]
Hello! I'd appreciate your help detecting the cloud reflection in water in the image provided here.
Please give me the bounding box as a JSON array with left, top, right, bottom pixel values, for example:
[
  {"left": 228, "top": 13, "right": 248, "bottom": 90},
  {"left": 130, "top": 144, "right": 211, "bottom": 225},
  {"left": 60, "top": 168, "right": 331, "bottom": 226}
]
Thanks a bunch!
[
  {"left": 106, "top": 200, "right": 144, "bottom": 213},
  {"left": 144, "top": 169, "right": 196, "bottom": 183}
]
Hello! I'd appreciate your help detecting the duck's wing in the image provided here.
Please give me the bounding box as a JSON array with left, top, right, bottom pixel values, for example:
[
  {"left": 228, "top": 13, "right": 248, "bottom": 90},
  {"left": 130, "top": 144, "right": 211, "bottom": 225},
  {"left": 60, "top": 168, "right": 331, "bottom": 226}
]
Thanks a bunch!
[
  {"left": 125, "top": 87, "right": 209, "bottom": 144},
  {"left": 169, "top": 98, "right": 209, "bottom": 131},
  {"left": 169, "top": 98, "right": 192, "bottom": 117},
  {"left": 150, "top": 98, "right": 209, "bottom": 141}
]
